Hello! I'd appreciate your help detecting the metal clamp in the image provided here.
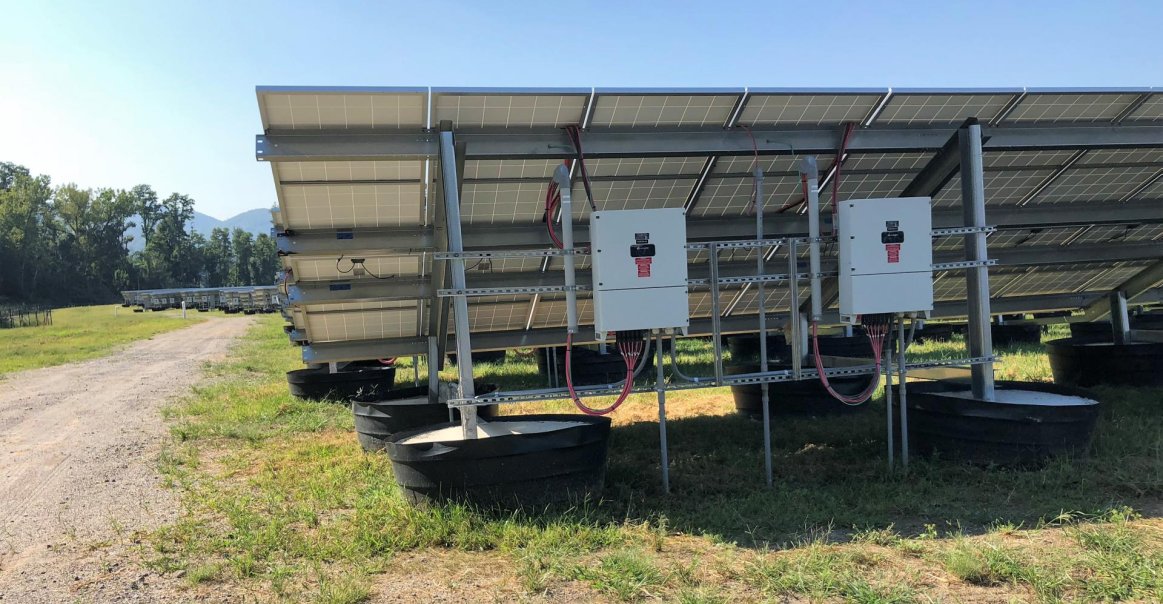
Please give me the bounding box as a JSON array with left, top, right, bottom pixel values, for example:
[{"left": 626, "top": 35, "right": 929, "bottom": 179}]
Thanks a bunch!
[
  {"left": 437, "top": 284, "right": 591, "bottom": 297},
  {"left": 932, "top": 259, "right": 997, "bottom": 270},
  {"left": 931, "top": 226, "right": 997, "bottom": 237},
  {"left": 434, "top": 248, "right": 587, "bottom": 260}
]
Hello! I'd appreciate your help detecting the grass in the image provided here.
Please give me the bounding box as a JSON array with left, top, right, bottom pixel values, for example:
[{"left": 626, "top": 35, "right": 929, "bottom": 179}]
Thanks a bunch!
[
  {"left": 0, "top": 304, "right": 207, "bottom": 377},
  {"left": 149, "top": 315, "right": 1163, "bottom": 602}
]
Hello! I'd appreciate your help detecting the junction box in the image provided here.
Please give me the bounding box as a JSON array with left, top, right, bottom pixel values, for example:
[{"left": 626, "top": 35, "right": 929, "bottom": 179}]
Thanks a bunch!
[
  {"left": 837, "top": 197, "right": 934, "bottom": 323},
  {"left": 590, "top": 208, "right": 689, "bottom": 338}
]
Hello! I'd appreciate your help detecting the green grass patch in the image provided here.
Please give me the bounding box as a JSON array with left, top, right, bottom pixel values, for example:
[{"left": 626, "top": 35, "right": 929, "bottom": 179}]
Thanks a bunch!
[
  {"left": 0, "top": 304, "right": 206, "bottom": 376},
  {"left": 152, "top": 316, "right": 1163, "bottom": 602}
]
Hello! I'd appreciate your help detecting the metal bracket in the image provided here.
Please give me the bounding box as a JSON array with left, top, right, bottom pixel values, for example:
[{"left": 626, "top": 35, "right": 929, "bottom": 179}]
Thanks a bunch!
[
  {"left": 438, "top": 284, "right": 591, "bottom": 297},
  {"left": 931, "top": 226, "right": 997, "bottom": 237},
  {"left": 933, "top": 259, "right": 997, "bottom": 270},
  {"left": 434, "top": 248, "right": 588, "bottom": 260}
]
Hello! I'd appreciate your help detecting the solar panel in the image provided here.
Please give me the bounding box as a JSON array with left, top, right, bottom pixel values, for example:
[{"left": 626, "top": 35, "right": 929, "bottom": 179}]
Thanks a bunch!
[
  {"left": 932, "top": 170, "right": 1056, "bottom": 207},
  {"left": 258, "top": 87, "right": 428, "bottom": 130},
  {"left": 585, "top": 157, "right": 707, "bottom": 177},
  {"left": 588, "top": 89, "right": 742, "bottom": 128},
  {"left": 460, "top": 182, "right": 546, "bottom": 224},
  {"left": 463, "top": 159, "right": 558, "bottom": 180},
  {"left": 576, "top": 178, "right": 696, "bottom": 217},
  {"left": 431, "top": 88, "right": 590, "bottom": 128},
  {"left": 276, "top": 160, "right": 424, "bottom": 182},
  {"left": 288, "top": 256, "right": 422, "bottom": 281},
  {"left": 690, "top": 175, "right": 802, "bottom": 218},
  {"left": 257, "top": 85, "right": 1163, "bottom": 363},
  {"left": 1122, "top": 92, "right": 1163, "bottom": 123},
  {"left": 1031, "top": 166, "right": 1161, "bottom": 204},
  {"left": 1001, "top": 90, "right": 1147, "bottom": 123},
  {"left": 305, "top": 307, "right": 417, "bottom": 342},
  {"left": 873, "top": 90, "right": 1019, "bottom": 125},
  {"left": 737, "top": 90, "right": 885, "bottom": 126}
]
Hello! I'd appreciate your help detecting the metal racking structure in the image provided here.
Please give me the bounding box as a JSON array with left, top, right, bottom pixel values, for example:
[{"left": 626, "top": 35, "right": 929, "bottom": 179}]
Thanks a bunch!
[{"left": 260, "top": 86, "right": 1163, "bottom": 488}]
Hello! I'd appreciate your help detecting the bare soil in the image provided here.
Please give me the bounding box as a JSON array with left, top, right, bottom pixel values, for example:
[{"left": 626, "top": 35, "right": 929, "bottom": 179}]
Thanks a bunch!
[{"left": 0, "top": 317, "right": 252, "bottom": 603}]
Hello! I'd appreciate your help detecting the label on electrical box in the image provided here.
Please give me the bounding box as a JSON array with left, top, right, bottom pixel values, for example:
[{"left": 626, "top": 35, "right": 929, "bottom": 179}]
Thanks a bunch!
[
  {"left": 881, "top": 221, "right": 904, "bottom": 263},
  {"left": 631, "top": 232, "right": 654, "bottom": 277}
]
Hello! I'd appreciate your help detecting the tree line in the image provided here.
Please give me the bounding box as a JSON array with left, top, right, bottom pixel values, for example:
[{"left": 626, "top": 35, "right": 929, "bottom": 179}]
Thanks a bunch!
[{"left": 0, "top": 161, "right": 279, "bottom": 305}]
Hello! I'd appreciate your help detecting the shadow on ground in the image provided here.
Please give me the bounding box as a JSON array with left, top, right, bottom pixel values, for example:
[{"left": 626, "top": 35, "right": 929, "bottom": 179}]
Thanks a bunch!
[{"left": 536, "top": 383, "right": 1162, "bottom": 548}]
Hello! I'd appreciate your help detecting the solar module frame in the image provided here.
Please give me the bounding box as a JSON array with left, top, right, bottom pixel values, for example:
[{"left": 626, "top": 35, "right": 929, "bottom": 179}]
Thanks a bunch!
[{"left": 258, "top": 85, "right": 1163, "bottom": 364}]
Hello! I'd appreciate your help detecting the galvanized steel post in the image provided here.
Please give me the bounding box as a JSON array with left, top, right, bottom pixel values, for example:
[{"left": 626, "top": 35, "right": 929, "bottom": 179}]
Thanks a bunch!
[
  {"left": 439, "top": 129, "right": 478, "bottom": 438},
  {"left": 958, "top": 122, "right": 996, "bottom": 400}
]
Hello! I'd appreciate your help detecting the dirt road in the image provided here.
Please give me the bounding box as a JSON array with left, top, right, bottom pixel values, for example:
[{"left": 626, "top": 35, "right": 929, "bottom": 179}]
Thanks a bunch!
[{"left": 0, "top": 317, "right": 252, "bottom": 603}]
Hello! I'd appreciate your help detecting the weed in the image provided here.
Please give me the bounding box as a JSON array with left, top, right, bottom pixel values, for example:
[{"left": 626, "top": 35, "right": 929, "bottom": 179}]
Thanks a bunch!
[
  {"left": 571, "top": 550, "right": 665, "bottom": 602},
  {"left": 0, "top": 304, "right": 205, "bottom": 376}
]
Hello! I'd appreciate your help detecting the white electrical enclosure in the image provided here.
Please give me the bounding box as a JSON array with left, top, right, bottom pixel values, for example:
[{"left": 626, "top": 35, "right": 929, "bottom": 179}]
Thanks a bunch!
[
  {"left": 590, "top": 208, "right": 689, "bottom": 337},
  {"left": 837, "top": 197, "right": 934, "bottom": 323}
]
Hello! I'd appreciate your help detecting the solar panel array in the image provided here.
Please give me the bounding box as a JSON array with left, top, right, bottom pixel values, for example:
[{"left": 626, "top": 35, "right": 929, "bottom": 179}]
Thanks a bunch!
[{"left": 258, "top": 87, "right": 1163, "bottom": 361}]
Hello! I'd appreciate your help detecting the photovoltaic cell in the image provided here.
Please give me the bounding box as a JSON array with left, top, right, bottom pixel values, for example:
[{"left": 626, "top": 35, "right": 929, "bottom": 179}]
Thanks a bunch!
[
  {"left": 259, "top": 89, "right": 427, "bottom": 130},
  {"left": 290, "top": 256, "right": 422, "bottom": 281},
  {"left": 932, "top": 170, "right": 1056, "bottom": 207},
  {"left": 280, "top": 183, "right": 423, "bottom": 229},
  {"left": 275, "top": 160, "right": 424, "bottom": 183},
  {"left": 874, "top": 92, "right": 1017, "bottom": 125},
  {"left": 584, "top": 157, "right": 707, "bottom": 177},
  {"left": 463, "top": 159, "right": 559, "bottom": 180},
  {"left": 737, "top": 92, "right": 883, "bottom": 126},
  {"left": 691, "top": 175, "right": 802, "bottom": 218},
  {"left": 431, "top": 91, "right": 588, "bottom": 128},
  {"left": 1122, "top": 93, "right": 1163, "bottom": 123},
  {"left": 306, "top": 307, "right": 417, "bottom": 342},
  {"left": 1002, "top": 92, "right": 1143, "bottom": 123},
  {"left": 589, "top": 93, "right": 739, "bottom": 127},
  {"left": 1030, "top": 166, "right": 1161, "bottom": 204}
]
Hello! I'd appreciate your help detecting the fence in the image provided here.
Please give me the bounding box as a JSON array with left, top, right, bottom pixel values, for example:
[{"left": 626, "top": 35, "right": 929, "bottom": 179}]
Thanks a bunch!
[{"left": 0, "top": 305, "right": 53, "bottom": 329}]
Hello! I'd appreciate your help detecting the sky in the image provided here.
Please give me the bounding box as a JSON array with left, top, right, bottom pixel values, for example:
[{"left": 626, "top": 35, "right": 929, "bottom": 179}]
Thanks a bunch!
[{"left": 1, "top": 0, "right": 1160, "bottom": 220}]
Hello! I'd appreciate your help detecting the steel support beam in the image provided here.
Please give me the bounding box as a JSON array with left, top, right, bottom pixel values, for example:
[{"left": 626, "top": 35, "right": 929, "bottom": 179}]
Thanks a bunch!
[
  {"left": 1109, "top": 290, "right": 1132, "bottom": 344},
  {"left": 1082, "top": 259, "right": 1163, "bottom": 321},
  {"left": 439, "top": 127, "right": 478, "bottom": 438},
  {"left": 900, "top": 120, "right": 974, "bottom": 198},
  {"left": 285, "top": 241, "right": 1163, "bottom": 306},
  {"left": 257, "top": 125, "right": 1163, "bottom": 162},
  {"left": 297, "top": 290, "right": 1149, "bottom": 362},
  {"left": 960, "top": 122, "right": 995, "bottom": 400},
  {"left": 274, "top": 200, "right": 1163, "bottom": 257}
]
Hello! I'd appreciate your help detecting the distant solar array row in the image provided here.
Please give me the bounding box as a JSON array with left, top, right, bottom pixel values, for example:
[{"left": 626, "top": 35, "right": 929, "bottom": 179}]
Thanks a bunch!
[
  {"left": 255, "top": 87, "right": 1163, "bottom": 362},
  {"left": 121, "top": 286, "right": 282, "bottom": 314}
]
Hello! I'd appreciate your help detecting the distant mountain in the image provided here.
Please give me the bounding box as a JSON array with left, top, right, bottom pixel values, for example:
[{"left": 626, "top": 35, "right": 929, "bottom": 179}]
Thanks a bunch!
[{"left": 125, "top": 208, "right": 274, "bottom": 252}]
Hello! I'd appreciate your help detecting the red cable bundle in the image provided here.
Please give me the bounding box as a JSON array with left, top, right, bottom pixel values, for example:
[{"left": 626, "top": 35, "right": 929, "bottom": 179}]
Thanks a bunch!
[
  {"left": 810, "top": 315, "right": 889, "bottom": 406},
  {"left": 565, "top": 331, "right": 643, "bottom": 416}
]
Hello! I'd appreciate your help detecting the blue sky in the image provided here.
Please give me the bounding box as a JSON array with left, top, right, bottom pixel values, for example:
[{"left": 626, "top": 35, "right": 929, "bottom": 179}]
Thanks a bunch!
[{"left": 1, "top": 0, "right": 1160, "bottom": 220}]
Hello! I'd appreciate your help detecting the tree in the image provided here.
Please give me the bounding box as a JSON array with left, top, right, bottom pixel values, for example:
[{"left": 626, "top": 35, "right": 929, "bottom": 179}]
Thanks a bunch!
[
  {"left": 204, "top": 227, "right": 233, "bottom": 287},
  {"left": 231, "top": 228, "right": 254, "bottom": 285},
  {"left": 0, "top": 164, "right": 54, "bottom": 299},
  {"left": 144, "top": 193, "right": 195, "bottom": 287},
  {"left": 251, "top": 233, "right": 278, "bottom": 285}
]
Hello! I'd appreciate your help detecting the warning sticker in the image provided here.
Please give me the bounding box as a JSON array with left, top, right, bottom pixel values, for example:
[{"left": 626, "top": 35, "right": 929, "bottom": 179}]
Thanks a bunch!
[
  {"left": 885, "top": 243, "right": 901, "bottom": 263},
  {"left": 635, "top": 257, "right": 653, "bottom": 277}
]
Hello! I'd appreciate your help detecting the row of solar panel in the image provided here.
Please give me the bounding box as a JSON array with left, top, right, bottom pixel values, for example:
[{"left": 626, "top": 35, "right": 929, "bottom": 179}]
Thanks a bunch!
[{"left": 259, "top": 87, "right": 1162, "bottom": 131}]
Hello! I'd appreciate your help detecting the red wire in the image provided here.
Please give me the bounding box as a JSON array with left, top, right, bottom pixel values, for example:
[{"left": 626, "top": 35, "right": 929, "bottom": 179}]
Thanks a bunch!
[
  {"left": 741, "top": 125, "right": 761, "bottom": 215},
  {"left": 810, "top": 320, "right": 882, "bottom": 405},
  {"left": 775, "top": 122, "right": 856, "bottom": 215},
  {"left": 565, "top": 332, "right": 639, "bottom": 416}
]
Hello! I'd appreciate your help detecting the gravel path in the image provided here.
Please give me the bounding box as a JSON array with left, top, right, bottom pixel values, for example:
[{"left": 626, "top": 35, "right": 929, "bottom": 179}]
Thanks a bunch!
[{"left": 0, "top": 317, "right": 253, "bottom": 603}]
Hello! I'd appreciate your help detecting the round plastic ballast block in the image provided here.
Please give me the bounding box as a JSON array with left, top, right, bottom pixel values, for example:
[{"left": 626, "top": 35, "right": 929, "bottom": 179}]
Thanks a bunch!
[
  {"left": 352, "top": 384, "right": 498, "bottom": 452},
  {"left": 896, "top": 380, "right": 1100, "bottom": 467},
  {"left": 1046, "top": 337, "right": 1163, "bottom": 387},
  {"left": 727, "top": 363, "right": 872, "bottom": 417},
  {"left": 286, "top": 365, "right": 397, "bottom": 402},
  {"left": 387, "top": 414, "right": 612, "bottom": 509}
]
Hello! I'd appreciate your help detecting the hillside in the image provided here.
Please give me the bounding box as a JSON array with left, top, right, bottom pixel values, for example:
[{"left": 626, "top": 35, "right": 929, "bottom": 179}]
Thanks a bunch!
[{"left": 126, "top": 208, "right": 274, "bottom": 251}]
